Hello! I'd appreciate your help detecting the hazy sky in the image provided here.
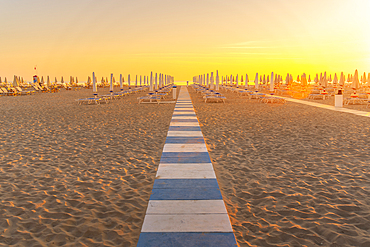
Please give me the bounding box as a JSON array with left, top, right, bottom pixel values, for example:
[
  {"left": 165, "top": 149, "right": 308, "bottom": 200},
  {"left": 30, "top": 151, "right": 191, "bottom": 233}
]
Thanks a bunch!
[{"left": 1, "top": 0, "right": 369, "bottom": 81}]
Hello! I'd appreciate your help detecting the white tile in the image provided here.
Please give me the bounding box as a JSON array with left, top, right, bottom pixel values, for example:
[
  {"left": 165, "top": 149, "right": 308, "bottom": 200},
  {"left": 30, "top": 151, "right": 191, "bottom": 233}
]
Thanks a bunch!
[
  {"left": 141, "top": 214, "right": 233, "bottom": 232},
  {"left": 156, "top": 164, "right": 215, "bottom": 179},
  {"left": 172, "top": 116, "right": 198, "bottom": 119},
  {"left": 163, "top": 143, "right": 207, "bottom": 152},
  {"left": 167, "top": 131, "right": 203, "bottom": 137},
  {"left": 146, "top": 200, "right": 227, "bottom": 214},
  {"left": 174, "top": 107, "right": 194, "bottom": 110},
  {"left": 173, "top": 109, "right": 195, "bottom": 115},
  {"left": 170, "top": 122, "right": 200, "bottom": 126}
]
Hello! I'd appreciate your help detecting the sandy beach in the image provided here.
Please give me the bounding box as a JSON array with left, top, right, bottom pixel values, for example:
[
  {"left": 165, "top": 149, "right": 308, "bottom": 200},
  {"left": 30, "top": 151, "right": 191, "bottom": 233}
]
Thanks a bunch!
[
  {"left": 1, "top": 86, "right": 370, "bottom": 246},
  {"left": 189, "top": 87, "right": 370, "bottom": 247},
  {"left": 0, "top": 88, "right": 175, "bottom": 246}
]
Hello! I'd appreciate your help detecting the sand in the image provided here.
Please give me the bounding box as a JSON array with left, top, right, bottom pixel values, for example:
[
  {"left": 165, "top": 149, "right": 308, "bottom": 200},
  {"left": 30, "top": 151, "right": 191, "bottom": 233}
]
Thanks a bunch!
[
  {"left": 0, "top": 87, "right": 175, "bottom": 246},
  {"left": 189, "top": 87, "right": 370, "bottom": 247},
  {"left": 2, "top": 86, "right": 370, "bottom": 246}
]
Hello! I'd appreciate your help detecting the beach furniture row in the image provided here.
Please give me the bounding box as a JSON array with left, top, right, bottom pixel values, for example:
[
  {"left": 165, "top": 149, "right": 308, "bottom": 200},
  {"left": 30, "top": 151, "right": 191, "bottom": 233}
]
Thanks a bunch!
[
  {"left": 137, "top": 84, "right": 175, "bottom": 104},
  {"left": 193, "top": 84, "right": 226, "bottom": 103},
  {"left": 76, "top": 86, "right": 148, "bottom": 105}
]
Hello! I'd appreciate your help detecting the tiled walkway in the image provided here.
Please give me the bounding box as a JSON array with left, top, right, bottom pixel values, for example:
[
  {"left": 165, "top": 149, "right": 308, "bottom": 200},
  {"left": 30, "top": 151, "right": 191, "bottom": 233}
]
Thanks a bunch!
[
  {"left": 137, "top": 86, "right": 237, "bottom": 246},
  {"left": 281, "top": 97, "right": 370, "bottom": 117}
]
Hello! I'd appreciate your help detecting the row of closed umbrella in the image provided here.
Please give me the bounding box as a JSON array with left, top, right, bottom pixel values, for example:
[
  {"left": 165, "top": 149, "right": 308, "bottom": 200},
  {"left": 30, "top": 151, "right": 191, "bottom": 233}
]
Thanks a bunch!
[{"left": 91, "top": 72, "right": 174, "bottom": 95}]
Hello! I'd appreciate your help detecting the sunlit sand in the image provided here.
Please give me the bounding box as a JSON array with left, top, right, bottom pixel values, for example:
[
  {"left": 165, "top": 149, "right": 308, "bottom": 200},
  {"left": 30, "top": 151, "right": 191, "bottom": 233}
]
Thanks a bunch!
[{"left": 1, "top": 70, "right": 370, "bottom": 246}]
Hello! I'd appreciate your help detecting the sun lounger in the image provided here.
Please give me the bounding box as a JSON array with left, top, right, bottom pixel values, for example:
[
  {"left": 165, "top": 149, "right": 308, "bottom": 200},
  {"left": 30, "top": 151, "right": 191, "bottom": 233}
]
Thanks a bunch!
[
  {"left": 308, "top": 94, "right": 325, "bottom": 100},
  {"left": 204, "top": 94, "right": 226, "bottom": 103},
  {"left": 344, "top": 97, "right": 366, "bottom": 105},
  {"left": 0, "top": 88, "right": 8, "bottom": 96},
  {"left": 137, "top": 95, "right": 162, "bottom": 104},
  {"left": 16, "top": 87, "right": 35, "bottom": 95},
  {"left": 260, "top": 95, "right": 286, "bottom": 104},
  {"left": 76, "top": 97, "right": 109, "bottom": 105},
  {"left": 249, "top": 92, "right": 265, "bottom": 99},
  {"left": 1, "top": 87, "right": 15, "bottom": 96}
]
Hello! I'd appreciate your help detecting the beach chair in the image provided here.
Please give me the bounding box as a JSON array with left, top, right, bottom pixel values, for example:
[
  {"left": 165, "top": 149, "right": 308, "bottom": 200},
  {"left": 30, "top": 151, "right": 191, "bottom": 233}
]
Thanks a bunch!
[
  {"left": 344, "top": 97, "right": 366, "bottom": 105},
  {"left": 249, "top": 91, "right": 265, "bottom": 99},
  {"left": 308, "top": 93, "right": 324, "bottom": 100},
  {"left": 204, "top": 93, "right": 226, "bottom": 103},
  {"left": 137, "top": 93, "right": 162, "bottom": 104},
  {"left": 76, "top": 97, "right": 109, "bottom": 105},
  {"left": 12, "top": 87, "right": 29, "bottom": 95},
  {"left": 16, "top": 87, "right": 35, "bottom": 95},
  {"left": 260, "top": 94, "right": 286, "bottom": 104},
  {"left": 1, "top": 87, "right": 15, "bottom": 96},
  {"left": 0, "top": 88, "right": 8, "bottom": 96}
]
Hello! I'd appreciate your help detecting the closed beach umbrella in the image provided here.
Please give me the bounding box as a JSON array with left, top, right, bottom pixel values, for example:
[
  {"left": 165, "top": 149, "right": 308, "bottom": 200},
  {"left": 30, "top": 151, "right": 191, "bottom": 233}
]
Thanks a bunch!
[
  {"left": 13, "top": 75, "right": 18, "bottom": 87},
  {"left": 367, "top": 73, "right": 370, "bottom": 86},
  {"left": 135, "top": 75, "right": 138, "bottom": 86},
  {"left": 140, "top": 75, "right": 142, "bottom": 86},
  {"left": 155, "top": 73, "right": 158, "bottom": 89},
  {"left": 230, "top": 75, "right": 233, "bottom": 85},
  {"left": 61, "top": 76, "right": 64, "bottom": 84},
  {"left": 254, "top": 73, "right": 259, "bottom": 88},
  {"left": 210, "top": 72, "right": 214, "bottom": 87},
  {"left": 216, "top": 70, "right": 219, "bottom": 90},
  {"left": 5, "top": 77, "right": 8, "bottom": 87},
  {"left": 128, "top": 74, "right": 131, "bottom": 86},
  {"left": 119, "top": 74, "right": 123, "bottom": 89},
  {"left": 314, "top": 74, "right": 318, "bottom": 84},
  {"left": 245, "top": 74, "right": 249, "bottom": 87},
  {"left": 339, "top": 72, "right": 345, "bottom": 86},
  {"left": 150, "top": 72, "right": 153, "bottom": 91},
  {"left": 47, "top": 76, "right": 51, "bottom": 87},
  {"left": 110, "top": 73, "right": 113, "bottom": 92},
  {"left": 236, "top": 74, "right": 239, "bottom": 87},
  {"left": 352, "top": 69, "right": 359, "bottom": 89},
  {"left": 270, "top": 72, "right": 274, "bottom": 91},
  {"left": 207, "top": 73, "right": 209, "bottom": 87},
  {"left": 87, "top": 76, "right": 91, "bottom": 86},
  {"left": 333, "top": 73, "right": 338, "bottom": 85},
  {"left": 92, "top": 72, "right": 97, "bottom": 95},
  {"left": 362, "top": 72, "right": 366, "bottom": 85},
  {"left": 323, "top": 72, "right": 328, "bottom": 88}
]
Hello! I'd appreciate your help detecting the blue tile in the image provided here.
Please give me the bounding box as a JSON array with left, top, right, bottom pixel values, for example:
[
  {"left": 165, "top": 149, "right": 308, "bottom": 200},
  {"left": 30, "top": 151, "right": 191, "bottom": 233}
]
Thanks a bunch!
[
  {"left": 161, "top": 152, "right": 210, "bottom": 158},
  {"left": 137, "top": 232, "right": 237, "bottom": 247},
  {"left": 169, "top": 126, "right": 201, "bottom": 131},
  {"left": 150, "top": 187, "right": 222, "bottom": 200},
  {"left": 160, "top": 156, "right": 211, "bottom": 163},
  {"left": 165, "top": 137, "right": 205, "bottom": 144},
  {"left": 172, "top": 114, "right": 196, "bottom": 117},
  {"left": 153, "top": 179, "right": 219, "bottom": 189},
  {"left": 170, "top": 119, "right": 198, "bottom": 122}
]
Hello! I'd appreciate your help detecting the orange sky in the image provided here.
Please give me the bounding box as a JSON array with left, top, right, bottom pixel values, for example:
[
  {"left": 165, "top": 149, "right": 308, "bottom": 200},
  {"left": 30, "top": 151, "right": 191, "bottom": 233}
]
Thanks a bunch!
[{"left": 1, "top": 0, "right": 369, "bottom": 82}]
